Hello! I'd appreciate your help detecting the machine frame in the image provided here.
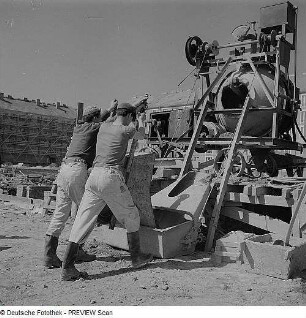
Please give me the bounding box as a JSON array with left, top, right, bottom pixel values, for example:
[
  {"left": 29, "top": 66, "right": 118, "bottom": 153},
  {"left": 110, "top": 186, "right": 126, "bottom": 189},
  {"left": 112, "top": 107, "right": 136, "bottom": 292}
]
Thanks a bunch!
[{"left": 146, "top": 1, "right": 304, "bottom": 178}]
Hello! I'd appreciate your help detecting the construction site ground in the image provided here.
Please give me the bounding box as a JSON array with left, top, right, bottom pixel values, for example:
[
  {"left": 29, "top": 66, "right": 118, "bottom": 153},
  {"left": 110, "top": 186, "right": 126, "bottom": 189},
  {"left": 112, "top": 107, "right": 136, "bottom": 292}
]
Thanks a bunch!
[{"left": 1, "top": 201, "right": 306, "bottom": 307}]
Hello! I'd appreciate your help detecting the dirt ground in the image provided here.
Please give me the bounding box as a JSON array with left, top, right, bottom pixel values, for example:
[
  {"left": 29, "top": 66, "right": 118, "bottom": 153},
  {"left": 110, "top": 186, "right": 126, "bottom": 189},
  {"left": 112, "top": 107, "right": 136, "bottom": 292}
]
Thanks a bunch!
[{"left": 1, "top": 201, "right": 306, "bottom": 307}]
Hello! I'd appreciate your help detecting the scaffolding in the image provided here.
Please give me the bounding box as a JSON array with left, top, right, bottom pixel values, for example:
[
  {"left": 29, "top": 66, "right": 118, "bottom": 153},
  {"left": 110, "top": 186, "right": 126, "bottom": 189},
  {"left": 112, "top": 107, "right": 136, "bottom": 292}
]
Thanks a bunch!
[{"left": 0, "top": 98, "right": 76, "bottom": 166}]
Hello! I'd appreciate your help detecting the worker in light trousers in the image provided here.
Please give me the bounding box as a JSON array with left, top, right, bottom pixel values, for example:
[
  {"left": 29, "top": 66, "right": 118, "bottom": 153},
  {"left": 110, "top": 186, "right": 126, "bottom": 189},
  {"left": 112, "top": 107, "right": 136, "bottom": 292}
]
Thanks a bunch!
[
  {"left": 61, "top": 100, "right": 153, "bottom": 281},
  {"left": 44, "top": 100, "right": 118, "bottom": 269}
]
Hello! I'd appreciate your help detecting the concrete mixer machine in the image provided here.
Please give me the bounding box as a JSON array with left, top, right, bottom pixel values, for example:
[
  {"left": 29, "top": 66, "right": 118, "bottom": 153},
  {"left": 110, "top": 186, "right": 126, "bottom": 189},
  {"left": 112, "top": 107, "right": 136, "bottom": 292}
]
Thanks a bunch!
[{"left": 147, "top": 1, "right": 305, "bottom": 178}]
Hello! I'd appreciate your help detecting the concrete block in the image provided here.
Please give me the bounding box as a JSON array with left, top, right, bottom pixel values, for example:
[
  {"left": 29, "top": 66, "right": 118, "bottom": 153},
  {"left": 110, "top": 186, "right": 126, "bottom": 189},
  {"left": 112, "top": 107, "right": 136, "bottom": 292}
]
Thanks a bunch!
[
  {"left": 216, "top": 230, "right": 255, "bottom": 246},
  {"left": 16, "top": 185, "right": 27, "bottom": 197},
  {"left": 241, "top": 235, "right": 306, "bottom": 279},
  {"left": 97, "top": 218, "right": 195, "bottom": 259},
  {"left": 44, "top": 191, "right": 50, "bottom": 201},
  {"left": 213, "top": 231, "right": 255, "bottom": 264},
  {"left": 101, "top": 204, "right": 199, "bottom": 258},
  {"left": 215, "top": 245, "right": 240, "bottom": 253},
  {"left": 0, "top": 194, "right": 33, "bottom": 209},
  {"left": 44, "top": 191, "right": 56, "bottom": 203},
  {"left": 211, "top": 253, "right": 222, "bottom": 265},
  {"left": 211, "top": 252, "right": 240, "bottom": 265},
  {"left": 27, "top": 185, "right": 52, "bottom": 199}
]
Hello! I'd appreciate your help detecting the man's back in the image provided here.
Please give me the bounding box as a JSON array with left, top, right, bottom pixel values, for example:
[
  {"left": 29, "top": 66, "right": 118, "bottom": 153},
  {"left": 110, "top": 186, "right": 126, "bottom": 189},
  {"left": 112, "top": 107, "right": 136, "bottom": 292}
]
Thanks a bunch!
[
  {"left": 66, "top": 122, "right": 100, "bottom": 167},
  {"left": 93, "top": 122, "right": 135, "bottom": 170}
]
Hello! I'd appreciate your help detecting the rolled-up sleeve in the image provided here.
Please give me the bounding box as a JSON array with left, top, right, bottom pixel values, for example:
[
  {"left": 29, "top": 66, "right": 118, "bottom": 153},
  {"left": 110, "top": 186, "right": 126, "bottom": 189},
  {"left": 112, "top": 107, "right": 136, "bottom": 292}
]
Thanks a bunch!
[{"left": 100, "top": 109, "right": 110, "bottom": 122}]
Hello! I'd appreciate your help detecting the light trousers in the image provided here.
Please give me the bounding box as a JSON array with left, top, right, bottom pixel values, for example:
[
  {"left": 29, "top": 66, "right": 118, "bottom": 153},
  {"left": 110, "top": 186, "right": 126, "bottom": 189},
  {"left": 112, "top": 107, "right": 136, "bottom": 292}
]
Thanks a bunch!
[
  {"left": 69, "top": 166, "right": 140, "bottom": 244},
  {"left": 46, "top": 162, "right": 88, "bottom": 237}
]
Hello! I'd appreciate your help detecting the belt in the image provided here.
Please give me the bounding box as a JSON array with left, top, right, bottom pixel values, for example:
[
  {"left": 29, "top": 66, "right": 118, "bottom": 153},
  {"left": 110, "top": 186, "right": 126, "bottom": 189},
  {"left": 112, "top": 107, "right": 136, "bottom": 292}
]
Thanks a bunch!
[
  {"left": 94, "top": 164, "right": 121, "bottom": 171},
  {"left": 93, "top": 165, "right": 124, "bottom": 178},
  {"left": 63, "top": 157, "right": 87, "bottom": 166}
]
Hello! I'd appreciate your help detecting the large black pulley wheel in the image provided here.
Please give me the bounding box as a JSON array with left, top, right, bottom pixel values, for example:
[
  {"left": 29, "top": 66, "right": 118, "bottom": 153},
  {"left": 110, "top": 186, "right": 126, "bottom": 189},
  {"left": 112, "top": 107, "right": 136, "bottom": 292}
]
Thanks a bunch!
[{"left": 185, "top": 36, "right": 203, "bottom": 66}]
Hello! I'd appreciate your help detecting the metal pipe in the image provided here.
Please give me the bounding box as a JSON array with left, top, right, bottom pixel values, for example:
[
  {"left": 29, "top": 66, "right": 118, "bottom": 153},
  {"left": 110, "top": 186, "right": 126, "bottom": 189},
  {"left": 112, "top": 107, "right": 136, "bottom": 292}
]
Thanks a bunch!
[
  {"left": 247, "top": 56, "right": 274, "bottom": 106},
  {"left": 293, "top": 6, "right": 298, "bottom": 102},
  {"left": 218, "top": 40, "right": 258, "bottom": 50}
]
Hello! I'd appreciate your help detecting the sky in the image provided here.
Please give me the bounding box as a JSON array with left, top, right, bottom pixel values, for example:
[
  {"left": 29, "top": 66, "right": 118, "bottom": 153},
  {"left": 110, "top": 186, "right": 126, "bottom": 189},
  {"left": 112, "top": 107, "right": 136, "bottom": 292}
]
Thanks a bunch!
[{"left": 0, "top": 0, "right": 305, "bottom": 109}]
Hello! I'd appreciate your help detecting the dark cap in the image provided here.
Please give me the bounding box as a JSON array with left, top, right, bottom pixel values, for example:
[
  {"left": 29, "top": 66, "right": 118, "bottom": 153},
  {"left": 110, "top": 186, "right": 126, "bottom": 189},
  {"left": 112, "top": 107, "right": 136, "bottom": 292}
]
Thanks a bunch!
[
  {"left": 83, "top": 105, "right": 101, "bottom": 117},
  {"left": 117, "top": 102, "right": 135, "bottom": 113}
]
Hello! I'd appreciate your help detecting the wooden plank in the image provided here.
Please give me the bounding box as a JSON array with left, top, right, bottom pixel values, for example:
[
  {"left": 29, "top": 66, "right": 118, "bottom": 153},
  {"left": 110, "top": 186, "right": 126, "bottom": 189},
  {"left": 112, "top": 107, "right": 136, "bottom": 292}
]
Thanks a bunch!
[
  {"left": 205, "top": 96, "right": 251, "bottom": 252},
  {"left": 223, "top": 201, "right": 243, "bottom": 207},
  {"left": 179, "top": 100, "right": 212, "bottom": 178},
  {"left": 110, "top": 137, "right": 154, "bottom": 229},
  {"left": 76, "top": 102, "right": 84, "bottom": 124},
  {"left": 224, "top": 192, "right": 294, "bottom": 207},
  {"left": 125, "top": 139, "right": 138, "bottom": 177},
  {"left": 225, "top": 184, "right": 245, "bottom": 193},
  {"left": 154, "top": 158, "right": 183, "bottom": 167},
  {"left": 242, "top": 184, "right": 253, "bottom": 196},
  {"left": 254, "top": 186, "right": 282, "bottom": 196},
  {"left": 127, "top": 153, "right": 156, "bottom": 228},
  {"left": 240, "top": 185, "right": 283, "bottom": 196},
  {"left": 221, "top": 206, "right": 289, "bottom": 236},
  {"left": 272, "top": 43, "right": 280, "bottom": 139}
]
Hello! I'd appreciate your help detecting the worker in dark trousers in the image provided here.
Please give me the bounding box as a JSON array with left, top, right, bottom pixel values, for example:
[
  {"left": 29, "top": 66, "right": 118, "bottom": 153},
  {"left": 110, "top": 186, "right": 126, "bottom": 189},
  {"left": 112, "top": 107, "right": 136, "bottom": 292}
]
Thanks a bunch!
[
  {"left": 44, "top": 100, "right": 118, "bottom": 269},
  {"left": 61, "top": 99, "right": 153, "bottom": 281}
]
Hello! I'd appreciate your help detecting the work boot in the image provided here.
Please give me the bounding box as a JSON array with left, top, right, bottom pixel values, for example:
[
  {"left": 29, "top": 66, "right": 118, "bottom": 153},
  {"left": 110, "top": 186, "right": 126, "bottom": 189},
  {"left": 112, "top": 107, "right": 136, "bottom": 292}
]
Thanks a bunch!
[
  {"left": 76, "top": 244, "right": 96, "bottom": 263},
  {"left": 61, "top": 242, "right": 88, "bottom": 281},
  {"left": 127, "top": 231, "right": 153, "bottom": 269},
  {"left": 44, "top": 235, "right": 62, "bottom": 269}
]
